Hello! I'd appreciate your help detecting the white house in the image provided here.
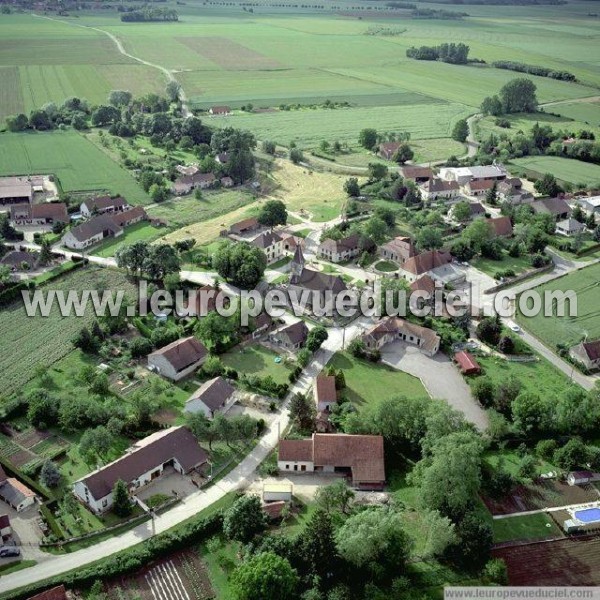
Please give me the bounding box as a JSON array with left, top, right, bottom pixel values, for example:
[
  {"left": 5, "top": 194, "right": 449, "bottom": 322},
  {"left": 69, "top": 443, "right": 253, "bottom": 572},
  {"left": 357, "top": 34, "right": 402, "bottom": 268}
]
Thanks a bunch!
[
  {"left": 148, "top": 337, "right": 208, "bottom": 381},
  {"left": 569, "top": 340, "right": 600, "bottom": 371},
  {"left": 0, "top": 468, "right": 37, "bottom": 512},
  {"left": 80, "top": 195, "right": 127, "bottom": 218},
  {"left": 420, "top": 178, "right": 460, "bottom": 201},
  {"left": 61, "top": 214, "right": 123, "bottom": 250},
  {"left": 72, "top": 427, "right": 208, "bottom": 514},
  {"left": 556, "top": 218, "right": 586, "bottom": 236},
  {"left": 184, "top": 376, "right": 236, "bottom": 418},
  {"left": 318, "top": 234, "right": 361, "bottom": 263},
  {"left": 314, "top": 374, "right": 337, "bottom": 412},
  {"left": 251, "top": 231, "right": 285, "bottom": 264}
]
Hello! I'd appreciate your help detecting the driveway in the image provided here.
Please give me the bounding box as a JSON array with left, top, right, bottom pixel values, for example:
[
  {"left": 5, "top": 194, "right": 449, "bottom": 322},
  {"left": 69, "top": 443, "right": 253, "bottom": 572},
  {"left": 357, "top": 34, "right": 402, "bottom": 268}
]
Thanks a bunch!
[
  {"left": 0, "top": 503, "right": 46, "bottom": 562},
  {"left": 380, "top": 342, "right": 488, "bottom": 430},
  {"left": 135, "top": 467, "right": 200, "bottom": 503}
]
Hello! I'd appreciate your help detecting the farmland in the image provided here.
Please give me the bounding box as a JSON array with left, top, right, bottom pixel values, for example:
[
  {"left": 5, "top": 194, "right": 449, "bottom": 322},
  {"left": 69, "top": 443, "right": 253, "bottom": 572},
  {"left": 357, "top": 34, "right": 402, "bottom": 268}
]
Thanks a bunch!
[
  {"left": 509, "top": 156, "right": 600, "bottom": 187},
  {"left": 552, "top": 100, "right": 600, "bottom": 126},
  {"left": 516, "top": 262, "right": 600, "bottom": 349},
  {"left": 0, "top": 266, "right": 138, "bottom": 398},
  {"left": 0, "top": 130, "right": 150, "bottom": 205}
]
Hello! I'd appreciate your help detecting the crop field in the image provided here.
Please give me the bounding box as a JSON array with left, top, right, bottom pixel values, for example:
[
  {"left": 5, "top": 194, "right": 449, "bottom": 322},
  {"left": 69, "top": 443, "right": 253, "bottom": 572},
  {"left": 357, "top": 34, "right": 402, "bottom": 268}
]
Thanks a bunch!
[
  {"left": 552, "top": 100, "right": 600, "bottom": 126},
  {"left": 494, "top": 537, "right": 600, "bottom": 586},
  {"left": 516, "top": 263, "right": 600, "bottom": 349},
  {"left": 0, "top": 266, "right": 138, "bottom": 399},
  {"left": 0, "top": 131, "right": 150, "bottom": 204},
  {"left": 510, "top": 156, "right": 600, "bottom": 187}
]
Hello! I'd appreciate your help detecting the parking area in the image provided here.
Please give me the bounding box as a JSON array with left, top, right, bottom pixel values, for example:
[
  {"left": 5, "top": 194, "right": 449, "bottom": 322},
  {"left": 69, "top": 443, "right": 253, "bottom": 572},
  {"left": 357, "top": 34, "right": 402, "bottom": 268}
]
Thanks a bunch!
[
  {"left": 0, "top": 502, "right": 46, "bottom": 562},
  {"left": 247, "top": 474, "right": 347, "bottom": 503},
  {"left": 380, "top": 342, "right": 488, "bottom": 430}
]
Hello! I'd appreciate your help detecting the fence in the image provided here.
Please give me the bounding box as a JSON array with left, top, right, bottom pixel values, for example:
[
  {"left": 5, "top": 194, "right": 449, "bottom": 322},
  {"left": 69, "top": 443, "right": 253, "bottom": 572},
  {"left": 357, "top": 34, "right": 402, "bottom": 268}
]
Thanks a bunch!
[{"left": 483, "top": 263, "right": 554, "bottom": 294}]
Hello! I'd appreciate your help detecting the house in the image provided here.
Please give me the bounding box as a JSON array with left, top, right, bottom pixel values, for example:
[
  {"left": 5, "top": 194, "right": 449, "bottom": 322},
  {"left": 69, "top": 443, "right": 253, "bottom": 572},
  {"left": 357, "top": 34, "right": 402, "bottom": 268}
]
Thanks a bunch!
[
  {"left": 80, "top": 195, "right": 127, "bottom": 218},
  {"left": 379, "top": 236, "right": 416, "bottom": 264},
  {"left": 467, "top": 202, "right": 486, "bottom": 219},
  {"left": 61, "top": 214, "right": 123, "bottom": 250},
  {"left": 73, "top": 427, "right": 208, "bottom": 514},
  {"left": 314, "top": 374, "right": 337, "bottom": 412},
  {"left": 497, "top": 178, "right": 534, "bottom": 205},
  {"left": 278, "top": 433, "right": 386, "bottom": 490},
  {"left": 318, "top": 234, "right": 361, "bottom": 263},
  {"left": 361, "top": 316, "right": 441, "bottom": 356},
  {"left": 111, "top": 206, "right": 148, "bottom": 228},
  {"left": 172, "top": 172, "right": 216, "bottom": 195},
  {"left": 216, "top": 152, "right": 230, "bottom": 165},
  {"left": 252, "top": 312, "right": 273, "bottom": 338},
  {"left": 566, "top": 471, "right": 600, "bottom": 486},
  {"left": 556, "top": 218, "right": 586, "bottom": 236},
  {"left": 27, "top": 585, "right": 68, "bottom": 600},
  {"left": 379, "top": 142, "right": 400, "bottom": 160},
  {"left": 0, "top": 178, "right": 33, "bottom": 207},
  {"left": 569, "top": 339, "right": 600, "bottom": 371},
  {"left": 280, "top": 232, "right": 304, "bottom": 253},
  {"left": 10, "top": 202, "right": 68, "bottom": 227},
  {"left": 466, "top": 179, "right": 494, "bottom": 197},
  {"left": 263, "top": 482, "right": 293, "bottom": 503},
  {"left": 0, "top": 250, "right": 38, "bottom": 271},
  {"left": 489, "top": 216, "right": 514, "bottom": 238},
  {"left": 575, "top": 195, "right": 600, "bottom": 215},
  {"left": 401, "top": 166, "right": 433, "bottom": 183},
  {"left": 269, "top": 320, "right": 309, "bottom": 350},
  {"left": 228, "top": 217, "right": 260, "bottom": 236},
  {"left": 409, "top": 274, "right": 437, "bottom": 298},
  {"left": 0, "top": 514, "right": 12, "bottom": 542},
  {"left": 0, "top": 468, "right": 37, "bottom": 512},
  {"left": 184, "top": 376, "right": 236, "bottom": 418},
  {"left": 176, "top": 164, "right": 199, "bottom": 177},
  {"left": 420, "top": 178, "right": 460, "bottom": 201},
  {"left": 148, "top": 336, "right": 208, "bottom": 381},
  {"left": 440, "top": 164, "right": 507, "bottom": 186},
  {"left": 531, "top": 197, "right": 571, "bottom": 221},
  {"left": 209, "top": 106, "right": 232, "bottom": 116},
  {"left": 252, "top": 231, "right": 285, "bottom": 264},
  {"left": 221, "top": 176, "right": 234, "bottom": 188},
  {"left": 454, "top": 351, "right": 481, "bottom": 375},
  {"left": 397, "top": 249, "right": 453, "bottom": 283}
]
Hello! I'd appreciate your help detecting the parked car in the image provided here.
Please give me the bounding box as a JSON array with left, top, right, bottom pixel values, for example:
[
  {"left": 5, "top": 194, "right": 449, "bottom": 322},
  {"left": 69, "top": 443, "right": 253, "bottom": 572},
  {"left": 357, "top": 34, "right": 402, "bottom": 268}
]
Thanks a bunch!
[
  {"left": 508, "top": 322, "right": 521, "bottom": 333},
  {"left": 0, "top": 546, "right": 20, "bottom": 558}
]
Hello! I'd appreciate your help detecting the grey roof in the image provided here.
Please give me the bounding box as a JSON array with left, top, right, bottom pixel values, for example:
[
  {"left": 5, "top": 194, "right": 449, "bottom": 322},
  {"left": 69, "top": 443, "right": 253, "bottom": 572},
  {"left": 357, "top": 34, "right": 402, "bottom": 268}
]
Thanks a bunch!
[
  {"left": 273, "top": 321, "right": 309, "bottom": 346},
  {"left": 185, "top": 376, "right": 235, "bottom": 413},
  {"left": 67, "top": 214, "right": 122, "bottom": 242},
  {"left": 291, "top": 267, "right": 347, "bottom": 294},
  {"left": 83, "top": 195, "right": 127, "bottom": 212},
  {"left": 252, "top": 231, "right": 283, "bottom": 249},
  {"left": 0, "top": 250, "right": 38, "bottom": 268},
  {"left": 0, "top": 183, "right": 33, "bottom": 201},
  {"left": 0, "top": 478, "right": 36, "bottom": 506},
  {"left": 468, "top": 164, "right": 506, "bottom": 179},
  {"left": 532, "top": 197, "right": 571, "bottom": 216},
  {"left": 557, "top": 218, "right": 585, "bottom": 232}
]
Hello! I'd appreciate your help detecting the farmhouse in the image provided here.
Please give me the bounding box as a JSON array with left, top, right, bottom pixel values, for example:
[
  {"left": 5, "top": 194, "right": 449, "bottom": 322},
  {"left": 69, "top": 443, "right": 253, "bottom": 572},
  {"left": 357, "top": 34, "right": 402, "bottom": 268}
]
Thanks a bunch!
[
  {"left": 569, "top": 339, "right": 600, "bottom": 371},
  {"left": 454, "top": 351, "right": 481, "bottom": 375},
  {"left": 184, "top": 376, "right": 236, "bottom": 418},
  {"left": 466, "top": 179, "right": 494, "bottom": 197},
  {"left": 379, "top": 142, "right": 400, "bottom": 160},
  {"left": 531, "top": 197, "right": 571, "bottom": 221},
  {"left": 111, "top": 206, "right": 148, "bottom": 228},
  {"left": 556, "top": 218, "right": 586, "bottom": 236},
  {"left": 489, "top": 216, "right": 514, "bottom": 238},
  {"left": 0, "top": 250, "right": 38, "bottom": 271},
  {"left": 400, "top": 165, "right": 433, "bottom": 183},
  {"left": 440, "top": 164, "right": 507, "bottom": 186},
  {"left": 172, "top": 172, "right": 216, "bottom": 195},
  {"left": 0, "top": 178, "right": 33, "bottom": 207},
  {"left": 148, "top": 336, "right": 208, "bottom": 381},
  {"left": 314, "top": 374, "right": 337, "bottom": 412},
  {"left": 318, "top": 234, "right": 361, "bottom": 263},
  {"left": 61, "top": 214, "right": 123, "bottom": 250},
  {"left": 80, "top": 195, "right": 127, "bottom": 218},
  {"left": 277, "top": 433, "right": 386, "bottom": 490},
  {"left": 269, "top": 320, "right": 309, "bottom": 350},
  {"left": 73, "top": 427, "right": 209, "bottom": 514},
  {"left": 420, "top": 178, "right": 460, "bottom": 201},
  {"left": 9, "top": 202, "right": 68, "bottom": 227},
  {"left": 566, "top": 471, "right": 600, "bottom": 486},
  {"left": 361, "top": 316, "right": 441, "bottom": 356},
  {"left": 0, "top": 514, "right": 11, "bottom": 542},
  {"left": 379, "top": 236, "right": 416, "bottom": 264},
  {"left": 251, "top": 231, "right": 285, "bottom": 264},
  {"left": 209, "top": 106, "right": 232, "bottom": 116},
  {"left": 576, "top": 195, "right": 600, "bottom": 215},
  {"left": 397, "top": 248, "right": 454, "bottom": 282},
  {"left": 0, "top": 467, "right": 37, "bottom": 512},
  {"left": 228, "top": 217, "right": 260, "bottom": 236}
]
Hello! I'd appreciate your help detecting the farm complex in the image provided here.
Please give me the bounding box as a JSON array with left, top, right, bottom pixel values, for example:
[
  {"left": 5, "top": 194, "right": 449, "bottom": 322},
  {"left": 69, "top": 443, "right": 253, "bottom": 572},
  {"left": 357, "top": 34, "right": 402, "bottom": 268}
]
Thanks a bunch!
[{"left": 0, "top": 0, "right": 600, "bottom": 599}]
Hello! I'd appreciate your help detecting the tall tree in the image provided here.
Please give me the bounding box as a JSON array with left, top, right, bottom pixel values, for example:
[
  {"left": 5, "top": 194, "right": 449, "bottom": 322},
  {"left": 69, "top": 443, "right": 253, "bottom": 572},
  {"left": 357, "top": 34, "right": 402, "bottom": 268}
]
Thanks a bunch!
[
  {"left": 223, "top": 495, "right": 268, "bottom": 544},
  {"left": 112, "top": 479, "right": 133, "bottom": 517},
  {"left": 230, "top": 552, "right": 298, "bottom": 600}
]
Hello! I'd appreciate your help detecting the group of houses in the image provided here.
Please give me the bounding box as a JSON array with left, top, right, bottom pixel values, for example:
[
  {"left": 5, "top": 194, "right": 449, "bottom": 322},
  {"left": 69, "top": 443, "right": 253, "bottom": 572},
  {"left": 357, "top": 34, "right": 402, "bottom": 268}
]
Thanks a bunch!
[
  {"left": 0, "top": 175, "right": 57, "bottom": 208},
  {"left": 61, "top": 196, "right": 149, "bottom": 250},
  {"left": 171, "top": 161, "right": 235, "bottom": 196},
  {"left": 0, "top": 465, "right": 37, "bottom": 513}
]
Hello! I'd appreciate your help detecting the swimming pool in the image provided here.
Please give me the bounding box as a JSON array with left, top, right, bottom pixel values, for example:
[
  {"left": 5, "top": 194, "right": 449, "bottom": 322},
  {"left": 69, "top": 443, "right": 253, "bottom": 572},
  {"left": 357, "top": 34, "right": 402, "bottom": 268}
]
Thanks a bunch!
[{"left": 574, "top": 507, "right": 600, "bottom": 523}]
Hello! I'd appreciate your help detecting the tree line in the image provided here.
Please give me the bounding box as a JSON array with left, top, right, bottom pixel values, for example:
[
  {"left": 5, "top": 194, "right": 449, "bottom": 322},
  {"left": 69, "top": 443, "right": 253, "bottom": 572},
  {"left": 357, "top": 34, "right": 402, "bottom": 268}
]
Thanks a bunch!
[
  {"left": 120, "top": 7, "right": 179, "bottom": 21},
  {"left": 406, "top": 42, "right": 470, "bottom": 64},
  {"left": 492, "top": 60, "right": 576, "bottom": 82}
]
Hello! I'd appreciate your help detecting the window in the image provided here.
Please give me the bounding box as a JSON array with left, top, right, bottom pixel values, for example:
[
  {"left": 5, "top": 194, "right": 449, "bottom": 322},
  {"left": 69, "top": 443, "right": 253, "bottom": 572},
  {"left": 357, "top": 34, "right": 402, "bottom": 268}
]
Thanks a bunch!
[{"left": 102, "top": 499, "right": 108, "bottom": 507}]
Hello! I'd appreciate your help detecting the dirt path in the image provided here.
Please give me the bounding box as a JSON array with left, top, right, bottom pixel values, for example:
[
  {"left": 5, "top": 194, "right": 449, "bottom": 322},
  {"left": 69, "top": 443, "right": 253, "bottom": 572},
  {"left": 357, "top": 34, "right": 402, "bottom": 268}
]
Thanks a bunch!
[
  {"left": 32, "top": 13, "right": 192, "bottom": 117},
  {"left": 540, "top": 95, "right": 600, "bottom": 108}
]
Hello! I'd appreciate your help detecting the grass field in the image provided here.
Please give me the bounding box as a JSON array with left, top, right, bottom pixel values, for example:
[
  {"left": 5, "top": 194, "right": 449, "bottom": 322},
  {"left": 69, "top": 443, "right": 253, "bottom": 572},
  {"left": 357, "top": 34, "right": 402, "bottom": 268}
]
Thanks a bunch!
[
  {"left": 509, "top": 156, "right": 600, "bottom": 187},
  {"left": 328, "top": 352, "right": 427, "bottom": 408},
  {"left": 492, "top": 513, "right": 561, "bottom": 543},
  {"left": 92, "top": 222, "right": 163, "bottom": 257},
  {"left": 220, "top": 345, "right": 293, "bottom": 385},
  {"left": 0, "top": 266, "right": 138, "bottom": 398},
  {"left": 516, "top": 262, "right": 600, "bottom": 348},
  {"left": 0, "top": 131, "right": 150, "bottom": 204},
  {"left": 470, "top": 252, "right": 533, "bottom": 278},
  {"left": 552, "top": 100, "right": 600, "bottom": 126}
]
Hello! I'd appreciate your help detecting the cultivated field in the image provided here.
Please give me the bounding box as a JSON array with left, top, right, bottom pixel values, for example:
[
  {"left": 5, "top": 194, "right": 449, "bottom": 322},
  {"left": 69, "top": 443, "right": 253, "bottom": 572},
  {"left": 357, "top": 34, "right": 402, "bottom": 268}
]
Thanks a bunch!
[
  {"left": 517, "top": 262, "right": 600, "bottom": 348},
  {"left": 552, "top": 100, "right": 600, "bottom": 126},
  {"left": 0, "top": 130, "right": 150, "bottom": 204},
  {"left": 509, "top": 156, "right": 600, "bottom": 187}
]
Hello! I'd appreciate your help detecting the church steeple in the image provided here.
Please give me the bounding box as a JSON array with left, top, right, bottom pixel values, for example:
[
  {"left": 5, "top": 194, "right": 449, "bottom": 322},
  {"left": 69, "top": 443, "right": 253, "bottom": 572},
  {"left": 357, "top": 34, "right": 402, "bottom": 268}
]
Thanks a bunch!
[{"left": 290, "top": 244, "right": 305, "bottom": 281}]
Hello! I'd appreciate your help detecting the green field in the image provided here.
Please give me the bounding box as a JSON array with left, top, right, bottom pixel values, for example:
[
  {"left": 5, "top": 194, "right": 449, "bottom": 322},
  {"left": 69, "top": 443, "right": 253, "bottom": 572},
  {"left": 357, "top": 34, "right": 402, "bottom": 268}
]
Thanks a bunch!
[
  {"left": 328, "top": 352, "right": 427, "bottom": 408},
  {"left": 92, "top": 222, "right": 163, "bottom": 257},
  {"left": 492, "top": 513, "right": 561, "bottom": 543},
  {"left": 552, "top": 100, "right": 600, "bottom": 126},
  {"left": 0, "top": 266, "right": 138, "bottom": 398},
  {"left": 517, "top": 262, "right": 600, "bottom": 349},
  {"left": 510, "top": 156, "right": 600, "bottom": 187},
  {"left": 221, "top": 345, "right": 293, "bottom": 385},
  {"left": 0, "top": 130, "right": 150, "bottom": 204}
]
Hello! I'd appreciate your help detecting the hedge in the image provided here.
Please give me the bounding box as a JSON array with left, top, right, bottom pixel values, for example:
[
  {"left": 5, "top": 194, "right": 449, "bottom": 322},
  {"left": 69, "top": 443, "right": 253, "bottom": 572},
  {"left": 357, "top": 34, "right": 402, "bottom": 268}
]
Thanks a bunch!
[{"left": 39, "top": 503, "right": 64, "bottom": 540}]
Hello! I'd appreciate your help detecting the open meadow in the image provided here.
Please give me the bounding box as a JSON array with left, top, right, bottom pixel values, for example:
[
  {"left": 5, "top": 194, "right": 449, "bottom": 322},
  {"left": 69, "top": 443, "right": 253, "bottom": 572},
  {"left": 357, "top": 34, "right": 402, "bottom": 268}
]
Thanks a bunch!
[{"left": 510, "top": 156, "right": 600, "bottom": 187}]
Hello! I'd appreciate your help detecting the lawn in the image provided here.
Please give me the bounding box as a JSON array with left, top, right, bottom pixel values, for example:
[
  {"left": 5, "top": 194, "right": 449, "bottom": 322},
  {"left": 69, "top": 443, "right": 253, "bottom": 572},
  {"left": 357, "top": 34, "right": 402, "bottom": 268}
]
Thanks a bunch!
[
  {"left": 509, "top": 156, "right": 600, "bottom": 187},
  {"left": 0, "top": 266, "right": 138, "bottom": 398},
  {"left": 492, "top": 513, "right": 561, "bottom": 543},
  {"left": 0, "top": 130, "right": 150, "bottom": 205},
  {"left": 220, "top": 345, "right": 293, "bottom": 385},
  {"left": 516, "top": 262, "right": 600, "bottom": 348},
  {"left": 374, "top": 260, "right": 398, "bottom": 273},
  {"left": 92, "top": 222, "right": 163, "bottom": 257},
  {"left": 552, "top": 101, "right": 600, "bottom": 127},
  {"left": 470, "top": 252, "right": 533, "bottom": 278},
  {"left": 328, "top": 352, "right": 427, "bottom": 409}
]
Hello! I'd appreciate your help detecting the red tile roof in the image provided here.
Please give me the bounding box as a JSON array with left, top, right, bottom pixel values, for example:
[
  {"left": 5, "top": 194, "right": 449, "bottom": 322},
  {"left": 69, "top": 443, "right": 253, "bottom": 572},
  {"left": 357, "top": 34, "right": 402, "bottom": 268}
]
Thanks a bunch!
[
  {"left": 149, "top": 336, "right": 208, "bottom": 372},
  {"left": 262, "top": 500, "right": 286, "bottom": 520},
  {"left": 315, "top": 374, "right": 337, "bottom": 404},
  {"left": 454, "top": 351, "right": 481, "bottom": 374},
  {"left": 410, "top": 274, "right": 436, "bottom": 296},
  {"left": 278, "top": 439, "right": 313, "bottom": 462},
  {"left": 27, "top": 586, "right": 68, "bottom": 600},
  {"left": 582, "top": 340, "right": 600, "bottom": 362},
  {"left": 111, "top": 206, "right": 147, "bottom": 227},
  {"left": 468, "top": 179, "right": 494, "bottom": 192},
  {"left": 489, "top": 216, "right": 513, "bottom": 237},
  {"left": 401, "top": 249, "right": 452, "bottom": 276}
]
